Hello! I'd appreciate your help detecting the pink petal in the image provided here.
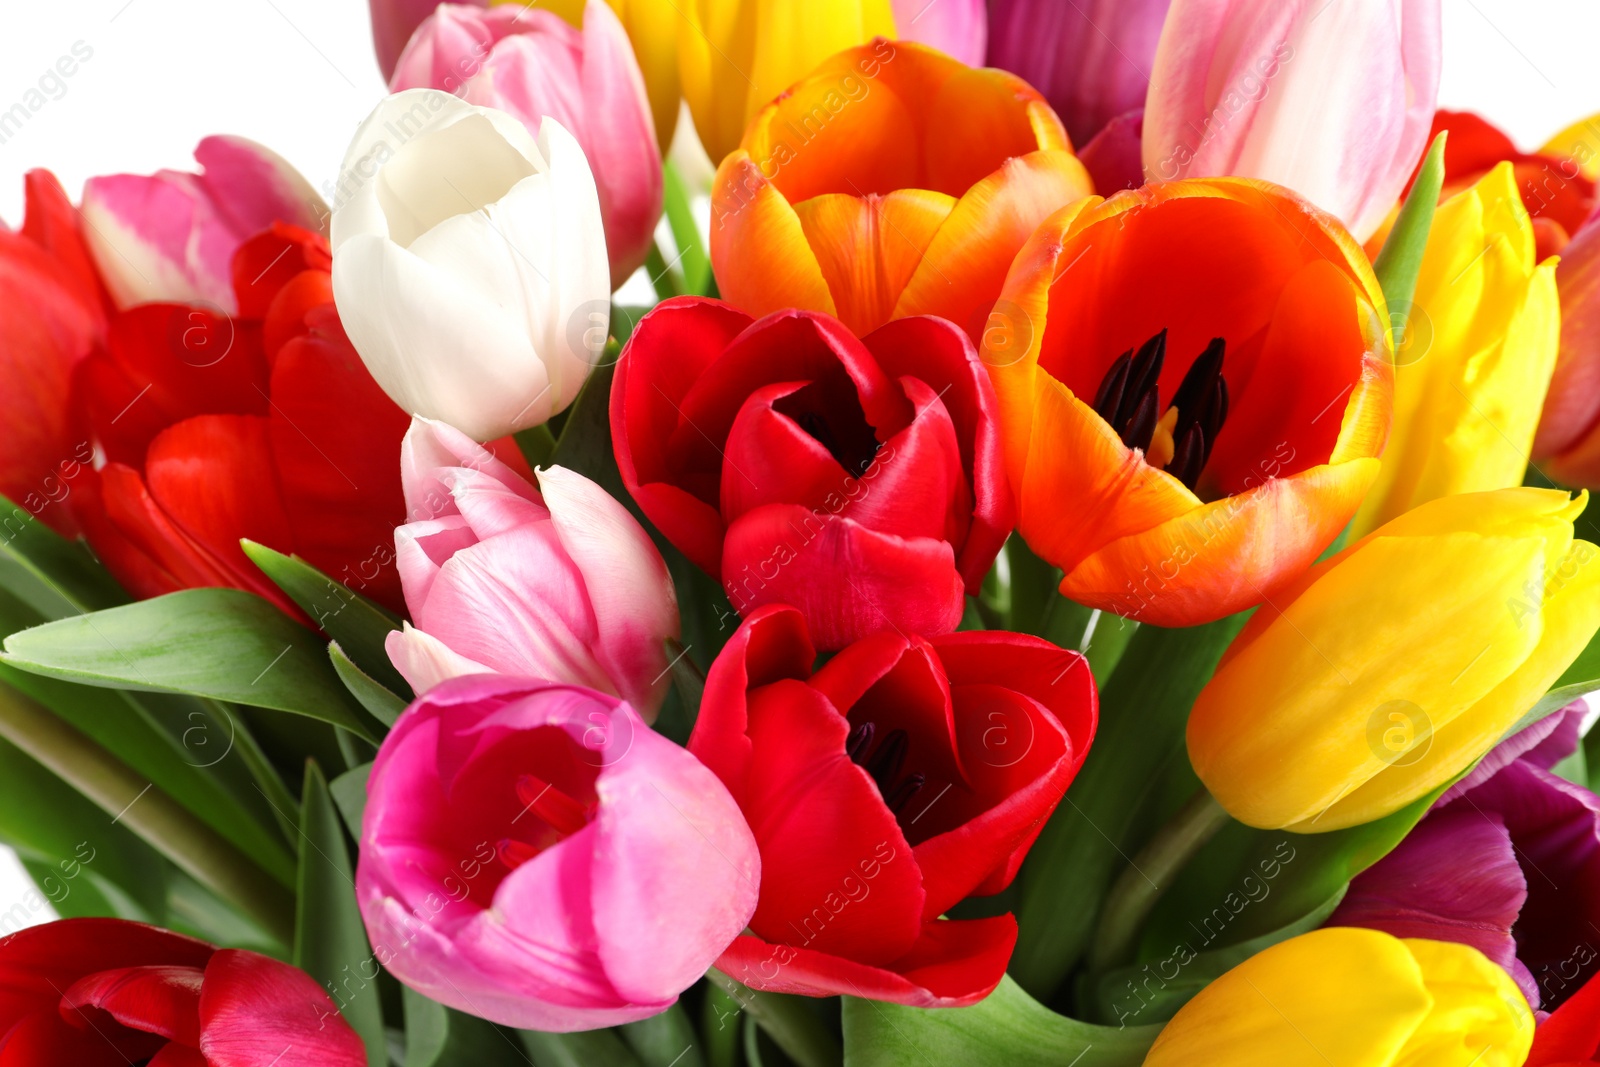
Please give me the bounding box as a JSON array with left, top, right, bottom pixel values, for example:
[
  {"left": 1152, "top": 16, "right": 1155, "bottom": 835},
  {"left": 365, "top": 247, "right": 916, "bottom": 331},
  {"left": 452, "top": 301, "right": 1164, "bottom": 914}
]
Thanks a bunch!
[
  {"left": 893, "top": 0, "right": 986, "bottom": 66},
  {"left": 386, "top": 623, "right": 495, "bottom": 694}
]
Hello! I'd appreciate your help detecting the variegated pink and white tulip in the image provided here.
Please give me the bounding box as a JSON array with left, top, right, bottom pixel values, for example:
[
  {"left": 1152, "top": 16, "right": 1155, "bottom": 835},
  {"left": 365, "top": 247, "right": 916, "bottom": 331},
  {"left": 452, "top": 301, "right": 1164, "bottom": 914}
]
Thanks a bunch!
[
  {"left": 1142, "top": 0, "right": 1442, "bottom": 241},
  {"left": 391, "top": 1, "right": 662, "bottom": 288},
  {"left": 80, "top": 136, "right": 326, "bottom": 312},
  {"left": 386, "top": 417, "right": 680, "bottom": 717}
]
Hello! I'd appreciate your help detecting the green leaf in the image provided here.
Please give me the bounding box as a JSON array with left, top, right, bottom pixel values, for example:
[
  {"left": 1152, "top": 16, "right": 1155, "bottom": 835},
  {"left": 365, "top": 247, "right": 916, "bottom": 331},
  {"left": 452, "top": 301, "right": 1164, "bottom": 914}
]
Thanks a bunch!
[
  {"left": 1092, "top": 886, "right": 1346, "bottom": 1027},
  {"left": 622, "top": 1004, "right": 707, "bottom": 1067},
  {"left": 701, "top": 983, "right": 742, "bottom": 1067},
  {"left": 663, "top": 162, "right": 712, "bottom": 296},
  {"left": 1373, "top": 130, "right": 1447, "bottom": 324},
  {"left": 330, "top": 643, "right": 407, "bottom": 727},
  {"left": 1009, "top": 616, "right": 1248, "bottom": 1001},
  {"left": 841, "top": 977, "right": 1158, "bottom": 1067},
  {"left": 521, "top": 1027, "right": 642, "bottom": 1067},
  {"left": 403, "top": 988, "right": 527, "bottom": 1067},
  {"left": 550, "top": 359, "right": 626, "bottom": 497},
  {"left": 0, "top": 734, "right": 169, "bottom": 922},
  {"left": 295, "top": 761, "right": 385, "bottom": 1067},
  {"left": 1, "top": 588, "right": 380, "bottom": 741},
  {"left": 330, "top": 763, "right": 372, "bottom": 842},
  {"left": 0, "top": 492, "right": 129, "bottom": 618},
  {"left": 241, "top": 542, "right": 410, "bottom": 698}
]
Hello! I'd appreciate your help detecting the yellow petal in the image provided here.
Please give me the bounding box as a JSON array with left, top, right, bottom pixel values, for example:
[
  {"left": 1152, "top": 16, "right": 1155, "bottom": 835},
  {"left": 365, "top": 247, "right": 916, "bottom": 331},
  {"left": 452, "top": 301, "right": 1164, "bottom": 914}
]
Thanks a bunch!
[
  {"left": 1539, "top": 111, "right": 1600, "bottom": 182},
  {"left": 1397, "top": 939, "right": 1535, "bottom": 1067},
  {"left": 1351, "top": 162, "right": 1560, "bottom": 537}
]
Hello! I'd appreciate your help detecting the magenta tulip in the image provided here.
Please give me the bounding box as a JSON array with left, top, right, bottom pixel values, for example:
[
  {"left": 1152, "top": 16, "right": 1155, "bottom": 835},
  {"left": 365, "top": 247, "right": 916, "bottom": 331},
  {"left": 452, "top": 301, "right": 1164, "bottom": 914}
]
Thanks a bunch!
[
  {"left": 986, "top": 0, "right": 1170, "bottom": 148},
  {"left": 892, "top": 0, "right": 986, "bottom": 66},
  {"left": 390, "top": 1, "right": 662, "bottom": 288},
  {"left": 385, "top": 417, "right": 679, "bottom": 717},
  {"left": 370, "top": 0, "right": 480, "bottom": 81},
  {"left": 358, "top": 675, "right": 759, "bottom": 1031},
  {"left": 79, "top": 136, "right": 326, "bottom": 313},
  {"left": 1142, "top": 0, "right": 1442, "bottom": 240}
]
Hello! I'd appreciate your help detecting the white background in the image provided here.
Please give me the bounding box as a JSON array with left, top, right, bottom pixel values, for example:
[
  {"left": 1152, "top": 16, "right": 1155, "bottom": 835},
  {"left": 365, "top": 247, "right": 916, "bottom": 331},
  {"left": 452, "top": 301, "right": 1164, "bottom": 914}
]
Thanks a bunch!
[{"left": 0, "top": 0, "right": 1595, "bottom": 920}]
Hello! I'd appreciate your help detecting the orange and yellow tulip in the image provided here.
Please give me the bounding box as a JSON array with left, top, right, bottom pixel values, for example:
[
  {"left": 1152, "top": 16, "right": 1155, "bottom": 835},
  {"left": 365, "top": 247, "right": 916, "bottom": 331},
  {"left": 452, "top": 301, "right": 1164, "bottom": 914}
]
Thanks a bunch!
[
  {"left": 709, "top": 40, "right": 1093, "bottom": 339},
  {"left": 980, "top": 179, "right": 1393, "bottom": 626}
]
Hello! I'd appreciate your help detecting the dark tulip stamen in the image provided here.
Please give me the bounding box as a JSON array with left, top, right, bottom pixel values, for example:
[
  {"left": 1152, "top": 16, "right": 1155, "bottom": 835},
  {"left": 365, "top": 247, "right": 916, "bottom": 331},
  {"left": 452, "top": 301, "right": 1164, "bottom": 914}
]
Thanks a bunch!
[
  {"left": 846, "top": 721, "right": 876, "bottom": 765},
  {"left": 1089, "top": 330, "right": 1230, "bottom": 491},
  {"left": 885, "top": 773, "right": 926, "bottom": 814},
  {"left": 866, "top": 729, "right": 909, "bottom": 791}
]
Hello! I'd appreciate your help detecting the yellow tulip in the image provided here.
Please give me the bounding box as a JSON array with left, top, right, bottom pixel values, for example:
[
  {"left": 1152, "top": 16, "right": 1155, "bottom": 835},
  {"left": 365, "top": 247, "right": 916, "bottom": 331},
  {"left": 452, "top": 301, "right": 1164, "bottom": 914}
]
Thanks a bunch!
[
  {"left": 1144, "top": 928, "right": 1533, "bottom": 1067},
  {"left": 1187, "top": 487, "right": 1600, "bottom": 832},
  {"left": 493, "top": 0, "right": 682, "bottom": 151},
  {"left": 677, "top": 0, "right": 897, "bottom": 164},
  {"left": 1350, "top": 162, "right": 1560, "bottom": 538}
]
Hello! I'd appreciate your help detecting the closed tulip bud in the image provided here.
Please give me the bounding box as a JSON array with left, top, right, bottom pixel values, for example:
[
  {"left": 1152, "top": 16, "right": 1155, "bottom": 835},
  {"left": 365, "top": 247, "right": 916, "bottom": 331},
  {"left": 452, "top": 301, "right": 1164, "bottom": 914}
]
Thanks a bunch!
[
  {"left": 392, "top": 1, "right": 663, "bottom": 288},
  {"left": 81, "top": 136, "right": 326, "bottom": 313},
  {"left": 1351, "top": 162, "right": 1560, "bottom": 537},
  {"left": 386, "top": 417, "right": 679, "bottom": 717},
  {"left": 1143, "top": 0, "right": 1442, "bottom": 242},
  {"left": 1188, "top": 488, "right": 1600, "bottom": 832},
  {"left": 1144, "top": 928, "right": 1533, "bottom": 1067},
  {"left": 678, "top": 0, "right": 897, "bottom": 164},
  {"left": 330, "top": 90, "right": 609, "bottom": 441}
]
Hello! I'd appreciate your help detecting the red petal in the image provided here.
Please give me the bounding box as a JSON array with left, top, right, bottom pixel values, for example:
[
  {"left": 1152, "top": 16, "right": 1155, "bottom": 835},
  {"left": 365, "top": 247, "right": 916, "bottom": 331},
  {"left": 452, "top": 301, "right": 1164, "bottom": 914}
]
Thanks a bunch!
[
  {"left": 721, "top": 507, "right": 965, "bottom": 651},
  {"left": 21, "top": 170, "right": 110, "bottom": 323},
  {"left": 719, "top": 380, "right": 869, "bottom": 525},
  {"left": 715, "top": 914, "right": 1016, "bottom": 1007},
  {"left": 690, "top": 604, "right": 818, "bottom": 809},
  {"left": 740, "top": 679, "right": 924, "bottom": 965},
  {"left": 68, "top": 466, "right": 184, "bottom": 599},
  {"left": 261, "top": 271, "right": 334, "bottom": 361},
  {"left": 0, "top": 920, "right": 211, "bottom": 1034},
  {"left": 0, "top": 1010, "right": 152, "bottom": 1066},
  {"left": 60, "top": 965, "right": 204, "bottom": 1046},
  {"left": 230, "top": 223, "right": 331, "bottom": 321},
  {"left": 148, "top": 1043, "right": 209, "bottom": 1066},
  {"left": 142, "top": 415, "right": 302, "bottom": 614},
  {"left": 840, "top": 376, "right": 970, "bottom": 547},
  {"left": 94, "top": 462, "right": 241, "bottom": 595},
  {"left": 267, "top": 320, "right": 409, "bottom": 613},
  {"left": 863, "top": 315, "right": 1011, "bottom": 589},
  {"left": 84, "top": 305, "right": 270, "bottom": 466},
  {"left": 612, "top": 297, "right": 751, "bottom": 575},
  {"left": 1531, "top": 969, "right": 1600, "bottom": 1065},
  {"left": 198, "top": 950, "right": 366, "bottom": 1067}
]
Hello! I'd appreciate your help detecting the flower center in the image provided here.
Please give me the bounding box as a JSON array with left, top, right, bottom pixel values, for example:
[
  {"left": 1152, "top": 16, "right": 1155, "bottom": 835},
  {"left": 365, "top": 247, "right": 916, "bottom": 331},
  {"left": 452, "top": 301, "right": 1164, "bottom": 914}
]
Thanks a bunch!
[
  {"left": 496, "top": 774, "right": 593, "bottom": 870},
  {"left": 1090, "top": 329, "right": 1230, "bottom": 490},
  {"left": 846, "top": 722, "right": 926, "bottom": 814}
]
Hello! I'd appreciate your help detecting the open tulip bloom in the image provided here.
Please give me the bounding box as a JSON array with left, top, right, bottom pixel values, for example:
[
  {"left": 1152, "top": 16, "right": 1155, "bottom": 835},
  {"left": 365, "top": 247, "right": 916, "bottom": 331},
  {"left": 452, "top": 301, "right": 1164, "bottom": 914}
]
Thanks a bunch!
[{"left": 11, "top": 1, "right": 1600, "bottom": 1064}]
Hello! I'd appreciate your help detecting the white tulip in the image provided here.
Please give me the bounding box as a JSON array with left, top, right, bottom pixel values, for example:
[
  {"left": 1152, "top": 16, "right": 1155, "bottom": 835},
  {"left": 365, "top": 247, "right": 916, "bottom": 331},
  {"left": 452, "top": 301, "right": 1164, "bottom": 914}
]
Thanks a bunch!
[{"left": 330, "top": 89, "right": 610, "bottom": 441}]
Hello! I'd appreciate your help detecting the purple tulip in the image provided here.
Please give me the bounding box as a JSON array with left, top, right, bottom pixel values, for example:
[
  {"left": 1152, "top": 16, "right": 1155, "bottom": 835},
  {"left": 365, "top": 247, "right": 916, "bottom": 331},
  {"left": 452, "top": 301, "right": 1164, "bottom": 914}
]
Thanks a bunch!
[
  {"left": 1333, "top": 702, "right": 1600, "bottom": 1014},
  {"left": 986, "top": 0, "right": 1171, "bottom": 148}
]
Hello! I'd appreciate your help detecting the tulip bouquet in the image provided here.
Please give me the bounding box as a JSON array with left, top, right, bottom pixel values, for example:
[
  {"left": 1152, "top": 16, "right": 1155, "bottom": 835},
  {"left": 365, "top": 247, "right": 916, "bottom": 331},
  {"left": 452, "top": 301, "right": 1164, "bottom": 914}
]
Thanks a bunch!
[{"left": 3, "top": 0, "right": 1600, "bottom": 1064}]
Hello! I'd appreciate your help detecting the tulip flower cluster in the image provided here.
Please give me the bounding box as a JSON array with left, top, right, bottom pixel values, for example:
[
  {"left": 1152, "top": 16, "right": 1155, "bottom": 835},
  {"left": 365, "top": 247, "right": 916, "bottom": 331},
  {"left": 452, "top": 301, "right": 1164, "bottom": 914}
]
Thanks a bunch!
[{"left": 4, "top": 2, "right": 1600, "bottom": 1066}]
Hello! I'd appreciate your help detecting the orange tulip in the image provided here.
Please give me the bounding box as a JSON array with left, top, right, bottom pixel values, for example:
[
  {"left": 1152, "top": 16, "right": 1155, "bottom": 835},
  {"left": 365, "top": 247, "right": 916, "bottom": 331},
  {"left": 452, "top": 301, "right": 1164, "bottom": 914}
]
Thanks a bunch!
[
  {"left": 709, "top": 40, "right": 1093, "bottom": 339},
  {"left": 981, "top": 179, "right": 1394, "bottom": 626}
]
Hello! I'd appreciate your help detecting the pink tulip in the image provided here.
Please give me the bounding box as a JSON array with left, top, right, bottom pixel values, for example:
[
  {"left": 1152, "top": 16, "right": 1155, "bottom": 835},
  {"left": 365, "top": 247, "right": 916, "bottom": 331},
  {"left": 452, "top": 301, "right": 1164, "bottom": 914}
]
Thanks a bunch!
[
  {"left": 386, "top": 417, "right": 680, "bottom": 717},
  {"left": 79, "top": 136, "right": 326, "bottom": 313},
  {"left": 892, "top": 0, "right": 985, "bottom": 67},
  {"left": 391, "top": 1, "right": 662, "bottom": 288},
  {"left": 358, "top": 674, "right": 759, "bottom": 1031},
  {"left": 1142, "top": 0, "right": 1442, "bottom": 241},
  {"left": 1535, "top": 211, "right": 1600, "bottom": 486},
  {"left": 370, "top": 0, "right": 481, "bottom": 82},
  {"left": 987, "top": 0, "right": 1170, "bottom": 147}
]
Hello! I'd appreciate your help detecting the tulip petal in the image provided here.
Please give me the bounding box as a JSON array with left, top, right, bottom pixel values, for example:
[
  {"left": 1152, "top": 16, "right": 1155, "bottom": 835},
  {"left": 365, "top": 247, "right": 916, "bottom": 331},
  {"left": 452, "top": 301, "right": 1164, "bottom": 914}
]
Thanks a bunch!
[
  {"left": 385, "top": 623, "right": 495, "bottom": 694},
  {"left": 94, "top": 463, "right": 243, "bottom": 597},
  {"left": 0, "top": 1010, "right": 150, "bottom": 1066},
  {"left": 722, "top": 507, "right": 964, "bottom": 651},
  {"left": 60, "top": 966, "right": 204, "bottom": 1047},
  {"left": 537, "top": 465, "right": 680, "bottom": 714},
  {"left": 1530, "top": 970, "right": 1600, "bottom": 1065},
  {"left": 715, "top": 914, "right": 1017, "bottom": 1007},
  {"left": 709, "top": 153, "right": 837, "bottom": 325},
  {"left": 197, "top": 950, "right": 366, "bottom": 1067}
]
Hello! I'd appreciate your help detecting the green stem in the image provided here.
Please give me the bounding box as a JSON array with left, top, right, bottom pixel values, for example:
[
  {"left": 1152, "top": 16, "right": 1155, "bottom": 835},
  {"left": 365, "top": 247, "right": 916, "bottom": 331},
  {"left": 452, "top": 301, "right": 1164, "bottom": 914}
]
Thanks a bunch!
[
  {"left": 1087, "top": 788, "right": 1230, "bottom": 973},
  {"left": 621, "top": 1003, "right": 706, "bottom": 1067},
  {"left": 514, "top": 423, "right": 557, "bottom": 470},
  {"left": 0, "top": 681, "right": 296, "bottom": 945},
  {"left": 646, "top": 239, "right": 684, "bottom": 300},
  {"left": 707, "top": 970, "right": 842, "bottom": 1067}
]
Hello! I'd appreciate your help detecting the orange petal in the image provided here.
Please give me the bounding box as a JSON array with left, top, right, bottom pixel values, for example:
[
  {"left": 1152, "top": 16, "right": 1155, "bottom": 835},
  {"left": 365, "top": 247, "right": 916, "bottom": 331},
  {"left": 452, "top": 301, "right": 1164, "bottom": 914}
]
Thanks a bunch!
[
  {"left": 710, "top": 151, "right": 836, "bottom": 321},
  {"left": 791, "top": 190, "right": 955, "bottom": 336},
  {"left": 1059, "top": 458, "right": 1380, "bottom": 626},
  {"left": 895, "top": 150, "right": 1092, "bottom": 339}
]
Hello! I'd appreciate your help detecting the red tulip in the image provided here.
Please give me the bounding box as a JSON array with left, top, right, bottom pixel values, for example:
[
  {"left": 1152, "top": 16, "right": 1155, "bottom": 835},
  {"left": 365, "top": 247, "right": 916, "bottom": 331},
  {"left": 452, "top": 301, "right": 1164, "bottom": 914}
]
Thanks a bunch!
[
  {"left": 1530, "top": 969, "right": 1600, "bottom": 1065},
  {"left": 610, "top": 297, "right": 1011, "bottom": 650},
  {"left": 0, "top": 170, "right": 110, "bottom": 535},
  {"left": 0, "top": 917, "right": 365, "bottom": 1066},
  {"left": 689, "top": 605, "right": 1097, "bottom": 1006},
  {"left": 69, "top": 223, "right": 416, "bottom": 615}
]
